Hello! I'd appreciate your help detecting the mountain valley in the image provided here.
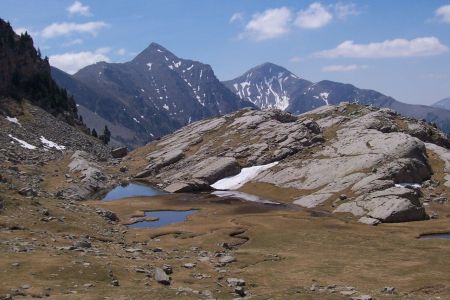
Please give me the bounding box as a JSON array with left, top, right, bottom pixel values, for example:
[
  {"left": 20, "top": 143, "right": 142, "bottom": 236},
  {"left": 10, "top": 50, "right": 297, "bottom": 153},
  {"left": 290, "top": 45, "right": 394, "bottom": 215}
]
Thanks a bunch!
[{"left": 1, "top": 15, "right": 450, "bottom": 300}]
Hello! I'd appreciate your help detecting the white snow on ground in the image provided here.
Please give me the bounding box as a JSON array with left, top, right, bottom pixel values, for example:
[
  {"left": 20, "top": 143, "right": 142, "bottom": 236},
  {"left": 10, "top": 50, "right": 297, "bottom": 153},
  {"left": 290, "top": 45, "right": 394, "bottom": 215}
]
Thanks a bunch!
[
  {"left": 212, "top": 190, "right": 281, "bottom": 205},
  {"left": 146, "top": 62, "right": 152, "bottom": 70},
  {"left": 40, "top": 136, "right": 65, "bottom": 150},
  {"left": 8, "top": 134, "right": 36, "bottom": 150},
  {"left": 395, "top": 183, "right": 421, "bottom": 189},
  {"left": 5, "top": 116, "right": 21, "bottom": 126},
  {"left": 163, "top": 104, "right": 169, "bottom": 110},
  {"left": 133, "top": 117, "right": 140, "bottom": 123},
  {"left": 211, "top": 162, "right": 279, "bottom": 190}
]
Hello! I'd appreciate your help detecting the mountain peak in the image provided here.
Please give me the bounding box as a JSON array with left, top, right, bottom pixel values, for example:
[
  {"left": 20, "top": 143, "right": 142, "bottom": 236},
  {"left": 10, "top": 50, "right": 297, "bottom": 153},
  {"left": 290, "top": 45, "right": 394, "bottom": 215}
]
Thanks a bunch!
[
  {"left": 132, "top": 42, "right": 177, "bottom": 64},
  {"left": 251, "top": 62, "right": 292, "bottom": 76}
]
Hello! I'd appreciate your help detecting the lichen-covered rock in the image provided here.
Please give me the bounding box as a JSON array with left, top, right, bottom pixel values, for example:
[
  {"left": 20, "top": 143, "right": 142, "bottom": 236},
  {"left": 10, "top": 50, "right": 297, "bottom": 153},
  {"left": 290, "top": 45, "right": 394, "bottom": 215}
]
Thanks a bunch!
[{"left": 128, "top": 103, "right": 447, "bottom": 224}]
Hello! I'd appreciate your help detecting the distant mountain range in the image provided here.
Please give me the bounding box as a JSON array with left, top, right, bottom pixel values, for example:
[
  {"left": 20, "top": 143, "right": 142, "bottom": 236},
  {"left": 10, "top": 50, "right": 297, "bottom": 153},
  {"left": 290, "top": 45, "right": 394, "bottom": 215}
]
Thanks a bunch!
[
  {"left": 225, "top": 63, "right": 450, "bottom": 133},
  {"left": 432, "top": 97, "right": 450, "bottom": 111},
  {"left": 52, "top": 43, "right": 450, "bottom": 148},
  {"left": 52, "top": 43, "right": 253, "bottom": 148}
]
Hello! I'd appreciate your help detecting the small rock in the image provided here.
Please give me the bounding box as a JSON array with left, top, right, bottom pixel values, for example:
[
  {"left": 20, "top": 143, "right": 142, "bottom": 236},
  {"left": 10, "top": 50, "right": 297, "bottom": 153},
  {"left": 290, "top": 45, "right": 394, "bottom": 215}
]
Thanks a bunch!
[
  {"left": 162, "top": 265, "right": 173, "bottom": 275},
  {"left": 351, "top": 295, "right": 372, "bottom": 300},
  {"left": 341, "top": 290, "right": 357, "bottom": 296},
  {"left": 218, "top": 255, "right": 236, "bottom": 265},
  {"left": 74, "top": 239, "right": 91, "bottom": 249},
  {"left": 111, "top": 147, "right": 128, "bottom": 158},
  {"left": 226, "top": 278, "right": 245, "bottom": 287},
  {"left": 111, "top": 279, "right": 119, "bottom": 287},
  {"left": 183, "top": 263, "right": 196, "bottom": 269},
  {"left": 83, "top": 283, "right": 94, "bottom": 288},
  {"left": 18, "top": 187, "right": 38, "bottom": 197},
  {"left": 235, "top": 286, "right": 247, "bottom": 297},
  {"left": 381, "top": 287, "right": 398, "bottom": 294},
  {"left": 154, "top": 267, "right": 171, "bottom": 285}
]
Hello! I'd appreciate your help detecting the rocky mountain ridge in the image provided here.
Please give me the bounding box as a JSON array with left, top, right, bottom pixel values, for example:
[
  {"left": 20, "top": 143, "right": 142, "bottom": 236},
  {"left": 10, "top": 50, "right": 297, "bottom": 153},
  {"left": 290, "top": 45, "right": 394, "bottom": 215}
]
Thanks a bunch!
[
  {"left": 225, "top": 63, "right": 450, "bottom": 133},
  {"left": 52, "top": 43, "right": 254, "bottom": 148},
  {"left": 128, "top": 102, "right": 450, "bottom": 224},
  {"left": 432, "top": 96, "right": 450, "bottom": 111}
]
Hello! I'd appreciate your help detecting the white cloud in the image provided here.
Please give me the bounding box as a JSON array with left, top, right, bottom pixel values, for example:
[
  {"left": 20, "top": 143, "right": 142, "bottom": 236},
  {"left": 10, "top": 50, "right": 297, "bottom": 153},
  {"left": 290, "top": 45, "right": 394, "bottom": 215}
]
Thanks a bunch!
[
  {"left": 289, "top": 56, "right": 304, "bottom": 63},
  {"left": 230, "top": 12, "right": 244, "bottom": 24},
  {"left": 322, "top": 64, "right": 367, "bottom": 72},
  {"left": 295, "top": 2, "right": 332, "bottom": 29},
  {"left": 334, "top": 3, "right": 361, "bottom": 19},
  {"left": 14, "top": 26, "right": 39, "bottom": 37},
  {"left": 239, "top": 7, "right": 292, "bottom": 41},
  {"left": 49, "top": 48, "right": 110, "bottom": 74},
  {"left": 435, "top": 4, "right": 450, "bottom": 23},
  {"left": 41, "top": 21, "right": 107, "bottom": 39},
  {"left": 116, "top": 48, "right": 127, "bottom": 55},
  {"left": 67, "top": 1, "right": 91, "bottom": 16},
  {"left": 63, "top": 38, "right": 83, "bottom": 47},
  {"left": 315, "top": 37, "right": 449, "bottom": 58}
]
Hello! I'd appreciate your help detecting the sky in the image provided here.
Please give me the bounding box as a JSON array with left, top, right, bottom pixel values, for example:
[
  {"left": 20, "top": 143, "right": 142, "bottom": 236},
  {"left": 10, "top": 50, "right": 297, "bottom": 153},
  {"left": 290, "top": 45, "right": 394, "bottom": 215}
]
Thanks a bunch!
[{"left": 1, "top": 0, "right": 450, "bottom": 105}]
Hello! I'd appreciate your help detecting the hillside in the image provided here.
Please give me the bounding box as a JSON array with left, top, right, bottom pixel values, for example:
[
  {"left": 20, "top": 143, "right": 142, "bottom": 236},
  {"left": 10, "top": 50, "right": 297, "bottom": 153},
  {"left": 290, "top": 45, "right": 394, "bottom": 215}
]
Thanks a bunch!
[{"left": 0, "top": 18, "right": 77, "bottom": 123}]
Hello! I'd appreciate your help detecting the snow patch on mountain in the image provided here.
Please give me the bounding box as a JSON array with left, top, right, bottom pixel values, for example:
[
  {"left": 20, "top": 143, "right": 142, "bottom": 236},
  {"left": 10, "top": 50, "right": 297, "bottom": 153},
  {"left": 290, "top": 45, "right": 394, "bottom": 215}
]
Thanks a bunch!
[
  {"left": 40, "top": 136, "right": 65, "bottom": 150},
  {"left": 6, "top": 116, "right": 21, "bottom": 126},
  {"left": 8, "top": 134, "right": 36, "bottom": 150}
]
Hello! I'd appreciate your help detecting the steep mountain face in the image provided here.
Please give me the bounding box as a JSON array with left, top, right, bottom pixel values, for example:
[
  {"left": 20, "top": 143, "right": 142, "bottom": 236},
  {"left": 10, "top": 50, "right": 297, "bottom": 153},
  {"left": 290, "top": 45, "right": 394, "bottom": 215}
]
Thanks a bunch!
[
  {"left": 223, "top": 62, "right": 311, "bottom": 110},
  {"left": 225, "top": 63, "right": 450, "bottom": 133},
  {"left": 54, "top": 43, "right": 253, "bottom": 148},
  {"left": 432, "top": 97, "right": 450, "bottom": 110},
  {"left": 51, "top": 66, "right": 175, "bottom": 147},
  {"left": 0, "top": 18, "right": 77, "bottom": 122}
]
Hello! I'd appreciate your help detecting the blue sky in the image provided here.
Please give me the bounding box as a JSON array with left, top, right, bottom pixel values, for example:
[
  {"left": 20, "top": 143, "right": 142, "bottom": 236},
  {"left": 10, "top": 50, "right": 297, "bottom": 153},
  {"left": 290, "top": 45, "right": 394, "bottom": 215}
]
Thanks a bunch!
[{"left": 2, "top": 0, "right": 450, "bottom": 105}]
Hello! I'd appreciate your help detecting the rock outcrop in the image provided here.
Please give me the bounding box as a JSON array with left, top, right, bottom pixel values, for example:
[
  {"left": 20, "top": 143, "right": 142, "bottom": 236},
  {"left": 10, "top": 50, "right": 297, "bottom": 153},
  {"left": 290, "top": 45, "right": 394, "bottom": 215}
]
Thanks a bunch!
[{"left": 129, "top": 103, "right": 450, "bottom": 224}]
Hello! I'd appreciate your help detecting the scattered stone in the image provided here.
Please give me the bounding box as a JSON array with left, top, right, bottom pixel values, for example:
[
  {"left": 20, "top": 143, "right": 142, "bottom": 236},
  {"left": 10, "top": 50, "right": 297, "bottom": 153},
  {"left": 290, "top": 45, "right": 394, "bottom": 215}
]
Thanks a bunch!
[
  {"left": 74, "top": 239, "right": 91, "bottom": 249},
  {"left": 162, "top": 265, "right": 173, "bottom": 275},
  {"left": 111, "top": 279, "right": 119, "bottom": 287},
  {"left": 111, "top": 147, "right": 128, "bottom": 158},
  {"left": 358, "top": 216, "right": 381, "bottom": 226},
  {"left": 226, "top": 278, "right": 245, "bottom": 287},
  {"left": 125, "top": 248, "right": 143, "bottom": 253},
  {"left": 381, "top": 287, "right": 398, "bottom": 294},
  {"left": 218, "top": 255, "right": 236, "bottom": 265},
  {"left": 351, "top": 295, "right": 372, "bottom": 300},
  {"left": 18, "top": 187, "right": 37, "bottom": 197},
  {"left": 235, "top": 286, "right": 247, "bottom": 297},
  {"left": 183, "top": 263, "right": 196, "bottom": 269},
  {"left": 154, "top": 267, "right": 171, "bottom": 285}
]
